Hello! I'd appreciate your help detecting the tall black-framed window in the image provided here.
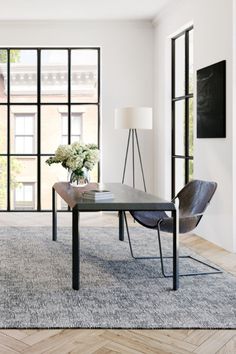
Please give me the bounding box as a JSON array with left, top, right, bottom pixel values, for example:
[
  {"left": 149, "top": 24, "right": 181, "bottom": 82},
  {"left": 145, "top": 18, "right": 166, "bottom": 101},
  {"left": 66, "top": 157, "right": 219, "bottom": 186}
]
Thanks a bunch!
[
  {"left": 171, "top": 27, "right": 194, "bottom": 198},
  {"left": 0, "top": 47, "right": 100, "bottom": 211}
]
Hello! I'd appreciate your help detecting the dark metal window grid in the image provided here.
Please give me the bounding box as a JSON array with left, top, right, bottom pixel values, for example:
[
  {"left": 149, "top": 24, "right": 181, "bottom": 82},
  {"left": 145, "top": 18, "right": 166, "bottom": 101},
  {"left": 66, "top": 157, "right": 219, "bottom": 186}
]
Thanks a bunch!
[
  {"left": 0, "top": 47, "right": 101, "bottom": 212},
  {"left": 171, "top": 27, "right": 194, "bottom": 198}
]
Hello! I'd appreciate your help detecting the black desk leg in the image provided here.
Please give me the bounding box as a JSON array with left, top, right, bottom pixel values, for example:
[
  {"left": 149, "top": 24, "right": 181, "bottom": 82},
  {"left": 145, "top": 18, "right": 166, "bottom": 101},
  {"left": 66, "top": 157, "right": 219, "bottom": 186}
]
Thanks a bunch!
[
  {"left": 72, "top": 208, "right": 80, "bottom": 290},
  {"left": 52, "top": 187, "right": 57, "bottom": 241},
  {"left": 173, "top": 208, "right": 179, "bottom": 290},
  {"left": 119, "top": 211, "right": 124, "bottom": 241}
]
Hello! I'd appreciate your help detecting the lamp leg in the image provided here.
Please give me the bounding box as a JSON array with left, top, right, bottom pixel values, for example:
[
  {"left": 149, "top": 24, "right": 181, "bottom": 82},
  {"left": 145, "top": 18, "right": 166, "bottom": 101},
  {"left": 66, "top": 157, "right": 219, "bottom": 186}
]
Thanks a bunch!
[
  {"left": 132, "top": 129, "right": 135, "bottom": 188},
  {"left": 134, "top": 129, "right": 147, "bottom": 192},
  {"left": 122, "top": 129, "right": 131, "bottom": 184}
]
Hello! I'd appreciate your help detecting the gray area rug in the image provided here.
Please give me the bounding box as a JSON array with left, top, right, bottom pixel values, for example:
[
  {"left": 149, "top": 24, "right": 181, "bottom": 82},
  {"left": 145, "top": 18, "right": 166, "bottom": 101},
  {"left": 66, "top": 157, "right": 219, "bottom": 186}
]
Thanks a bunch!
[{"left": 0, "top": 226, "right": 235, "bottom": 329}]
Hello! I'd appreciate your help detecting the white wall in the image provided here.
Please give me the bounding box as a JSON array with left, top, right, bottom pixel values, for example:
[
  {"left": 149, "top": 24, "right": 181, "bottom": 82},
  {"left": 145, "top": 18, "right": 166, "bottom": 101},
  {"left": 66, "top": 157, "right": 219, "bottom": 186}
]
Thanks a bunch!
[
  {"left": 0, "top": 20, "right": 154, "bottom": 192},
  {"left": 154, "top": 0, "right": 235, "bottom": 252},
  {"left": 233, "top": 0, "right": 236, "bottom": 253}
]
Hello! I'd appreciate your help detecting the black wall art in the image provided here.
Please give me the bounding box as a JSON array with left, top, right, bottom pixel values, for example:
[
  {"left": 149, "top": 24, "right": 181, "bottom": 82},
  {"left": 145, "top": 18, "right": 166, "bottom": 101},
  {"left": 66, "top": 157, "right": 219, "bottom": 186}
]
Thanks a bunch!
[{"left": 197, "top": 60, "right": 226, "bottom": 138}]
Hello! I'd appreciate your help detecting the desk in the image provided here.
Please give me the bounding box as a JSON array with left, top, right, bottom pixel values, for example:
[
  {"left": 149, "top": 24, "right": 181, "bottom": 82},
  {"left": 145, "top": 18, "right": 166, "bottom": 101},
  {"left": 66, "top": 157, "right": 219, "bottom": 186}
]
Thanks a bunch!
[{"left": 52, "top": 182, "right": 179, "bottom": 290}]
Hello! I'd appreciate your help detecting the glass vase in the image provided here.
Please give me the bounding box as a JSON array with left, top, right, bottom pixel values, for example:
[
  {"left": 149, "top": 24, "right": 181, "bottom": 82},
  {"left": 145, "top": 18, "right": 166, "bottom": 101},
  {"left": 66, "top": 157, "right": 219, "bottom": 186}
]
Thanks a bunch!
[{"left": 68, "top": 168, "right": 90, "bottom": 187}]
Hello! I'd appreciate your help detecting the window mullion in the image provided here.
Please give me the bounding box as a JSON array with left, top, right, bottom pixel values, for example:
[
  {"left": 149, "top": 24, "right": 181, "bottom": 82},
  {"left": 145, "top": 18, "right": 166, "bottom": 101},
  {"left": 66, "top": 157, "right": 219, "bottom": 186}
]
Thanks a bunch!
[
  {"left": 68, "top": 49, "right": 71, "bottom": 145},
  {"left": 37, "top": 49, "right": 41, "bottom": 211},
  {"left": 171, "top": 38, "right": 176, "bottom": 198},
  {"left": 7, "top": 49, "right": 10, "bottom": 210},
  {"left": 185, "top": 31, "right": 189, "bottom": 184}
]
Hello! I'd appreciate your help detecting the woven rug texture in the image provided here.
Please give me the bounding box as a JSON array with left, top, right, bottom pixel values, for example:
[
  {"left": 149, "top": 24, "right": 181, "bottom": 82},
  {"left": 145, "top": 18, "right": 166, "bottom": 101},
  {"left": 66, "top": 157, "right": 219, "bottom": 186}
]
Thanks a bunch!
[{"left": 0, "top": 226, "right": 235, "bottom": 328}]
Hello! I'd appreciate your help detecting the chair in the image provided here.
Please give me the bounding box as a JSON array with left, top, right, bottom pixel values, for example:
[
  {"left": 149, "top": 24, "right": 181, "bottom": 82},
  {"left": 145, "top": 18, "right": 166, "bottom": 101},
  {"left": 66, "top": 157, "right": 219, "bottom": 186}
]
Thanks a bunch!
[{"left": 124, "top": 179, "right": 222, "bottom": 277}]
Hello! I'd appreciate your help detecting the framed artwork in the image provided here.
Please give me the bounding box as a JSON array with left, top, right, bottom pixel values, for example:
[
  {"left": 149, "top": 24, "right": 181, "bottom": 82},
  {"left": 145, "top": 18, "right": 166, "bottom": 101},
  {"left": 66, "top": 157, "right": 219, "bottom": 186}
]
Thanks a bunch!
[{"left": 197, "top": 60, "right": 226, "bottom": 138}]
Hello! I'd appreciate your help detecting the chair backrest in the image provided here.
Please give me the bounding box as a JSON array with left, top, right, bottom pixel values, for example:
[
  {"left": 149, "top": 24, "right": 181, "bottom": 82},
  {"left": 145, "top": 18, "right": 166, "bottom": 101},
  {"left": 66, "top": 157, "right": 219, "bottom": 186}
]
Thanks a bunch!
[{"left": 176, "top": 179, "right": 217, "bottom": 218}]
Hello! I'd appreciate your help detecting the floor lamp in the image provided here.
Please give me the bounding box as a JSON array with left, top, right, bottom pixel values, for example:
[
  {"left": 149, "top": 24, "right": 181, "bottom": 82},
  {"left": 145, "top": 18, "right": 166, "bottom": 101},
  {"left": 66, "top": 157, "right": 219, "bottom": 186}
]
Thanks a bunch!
[{"left": 114, "top": 107, "right": 153, "bottom": 192}]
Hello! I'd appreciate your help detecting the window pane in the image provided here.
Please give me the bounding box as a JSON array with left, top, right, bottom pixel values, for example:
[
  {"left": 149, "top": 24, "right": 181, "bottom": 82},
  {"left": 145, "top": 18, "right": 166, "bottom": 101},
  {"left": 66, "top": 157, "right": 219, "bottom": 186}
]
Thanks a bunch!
[
  {"left": 0, "top": 50, "right": 7, "bottom": 103},
  {"left": 14, "top": 183, "right": 34, "bottom": 209},
  {"left": 10, "top": 49, "right": 37, "bottom": 103},
  {"left": 72, "top": 113, "right": 82, "bottom": 134},
  {"left": 71, "top": 49, "right": 98, "bottom": 103},
  {"left": 10, "top": 156, "right": 37, "bottom": 210},
  {"left": 15, "top": 137, "right": 25, "bottom": 153},
  {"left": 15, "top": 185, "right": 24, "bottom": 201},
  {"left": 0, "top": 157, "right": 7, "bottom": 209},
  {"left": 73, "top": 105, "right": 98, "bottom": 145},
  {"left": 189, "top": 159, "right": 194, "bottom": 181},
  {"left": 15, "top": 115, "right": 24, "bottom": 134},
  {"left": 189, "top": 29, "right": 194, "bottom": 94},
  {"left": 41, "top": 50, "right": 68, "bottom": 103},
  {"left": 24, "top": 116, "right": 34, "bottom": 134},
  {"left": 175, "top": 100, "right": 185, "bottom": 156},
  {"left": 189, "top": 98, "right": 194, "bottom": 156},
  {"left": 61, "top": 135, "right": 68, "bottom": 145},
  {"left": 175, "top": 158, "right": 185, "bottom": 193},
  {"left": 61, "top": 112, "right": 82, "bottom": 144},
  {"left": 41, "top": 156, "right": 67, "bottom": 210},
  {"left": 24, "top": 137, "right": 33, "bottom": 153},
  {"left": 10, "top": 107, "right": 37, "bottom": 154},
  {"left": 61, "top": 114, "right": 68, "bottom": 135},
  {"left": 24, "top": 184, "right": 33, "bottom": 201},
  {"left": 71, "top": 135, "right": 80, "bottom": 143},
  {"left": 15, "top": 114, "right": 34, "bottom": 135},
  {"left": 41, "top": 105, "right": 68, "bottom": 154},
  {"left": 175, "top": 35, "right": 185, "bottom": 97},
  {"left": 0, "top": 106, "right": 7, "bottom": 153}
]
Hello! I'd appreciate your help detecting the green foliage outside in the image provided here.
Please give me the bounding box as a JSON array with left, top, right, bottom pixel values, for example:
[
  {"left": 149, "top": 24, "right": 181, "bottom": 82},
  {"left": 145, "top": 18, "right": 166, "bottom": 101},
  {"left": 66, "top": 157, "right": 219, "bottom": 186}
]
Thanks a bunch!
[
  {"left": 0, "top": 49, "right": 20, "bottom": 63},
  {"left": 0, "top": 157, "right": 22, "bottom": 209}
]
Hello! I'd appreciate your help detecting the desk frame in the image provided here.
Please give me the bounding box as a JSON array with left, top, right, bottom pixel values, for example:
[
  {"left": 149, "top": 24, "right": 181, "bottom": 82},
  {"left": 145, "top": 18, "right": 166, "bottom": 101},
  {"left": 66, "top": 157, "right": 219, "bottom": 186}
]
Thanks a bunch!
[{"left": 52, "top": 183, "right": 179, "bottom": 291}]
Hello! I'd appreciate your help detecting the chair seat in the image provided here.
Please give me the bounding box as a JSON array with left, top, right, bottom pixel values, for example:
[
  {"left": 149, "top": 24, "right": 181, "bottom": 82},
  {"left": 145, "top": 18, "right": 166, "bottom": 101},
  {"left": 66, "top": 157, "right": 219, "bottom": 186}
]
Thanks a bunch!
[
  {"left": 130, "top": 210, "right": 168, "bottom": 228},
  {"left": 131, "top": 210, "right": 200, "bottom": 234}
]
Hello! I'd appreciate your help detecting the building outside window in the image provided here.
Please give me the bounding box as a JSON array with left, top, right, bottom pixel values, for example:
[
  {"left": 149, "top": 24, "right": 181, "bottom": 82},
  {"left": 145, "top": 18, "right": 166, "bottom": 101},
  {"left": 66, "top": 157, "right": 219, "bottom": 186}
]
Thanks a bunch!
[
  {"left": 61, "top": 113, "right": 82, "bottom": 145},
  {"left": 14, "top": 182, "right": 35, "bottom": 210},
  {"left": 14, "top": 114, "right": 35, "bottom": 154},
  {"left": 0, "top": 48, "right": 100, "bottom": 211}
]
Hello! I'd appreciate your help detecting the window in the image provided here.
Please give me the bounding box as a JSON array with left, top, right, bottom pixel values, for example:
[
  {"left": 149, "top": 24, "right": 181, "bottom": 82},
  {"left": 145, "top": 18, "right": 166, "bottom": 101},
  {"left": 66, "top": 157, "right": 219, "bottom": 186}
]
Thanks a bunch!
[
  {"left": 15, "top": 114, "right": 35, "bottom": 154},
  {"left": 171, "top": 27, "right": 194, "bottom": 197},
  {"left": 0, "top": 47, "right": 100, "bottom": 211},
  {"left": 14, "top": 182, "right": 35, "bottom": 210},
  {"left": 61, "top": 113, "right": 82, "bottom": 144}
]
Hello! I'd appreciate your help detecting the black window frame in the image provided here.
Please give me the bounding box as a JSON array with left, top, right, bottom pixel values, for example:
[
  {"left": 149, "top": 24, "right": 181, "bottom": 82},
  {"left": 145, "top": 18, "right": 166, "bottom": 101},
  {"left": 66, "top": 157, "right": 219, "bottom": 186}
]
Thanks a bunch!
[
  {"left": 171, "top": 27, "right": 193, "bottom": 198},
  {"left": 0, "top": 47, "right": 100, "bottom": 212}
]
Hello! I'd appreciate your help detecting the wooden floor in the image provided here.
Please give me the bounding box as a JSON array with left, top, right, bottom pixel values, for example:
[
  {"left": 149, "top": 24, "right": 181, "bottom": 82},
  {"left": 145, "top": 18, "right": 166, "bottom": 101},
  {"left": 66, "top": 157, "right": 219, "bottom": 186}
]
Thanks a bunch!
[{"left": 0, "top": 212, "right": 235, "bottom": 354}]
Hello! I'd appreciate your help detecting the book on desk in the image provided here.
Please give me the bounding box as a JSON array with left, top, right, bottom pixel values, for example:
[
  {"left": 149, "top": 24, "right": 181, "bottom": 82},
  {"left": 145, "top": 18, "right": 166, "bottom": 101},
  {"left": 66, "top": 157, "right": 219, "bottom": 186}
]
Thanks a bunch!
[{"left": 82, "top": 189, "right": 114, "bottom": 200}]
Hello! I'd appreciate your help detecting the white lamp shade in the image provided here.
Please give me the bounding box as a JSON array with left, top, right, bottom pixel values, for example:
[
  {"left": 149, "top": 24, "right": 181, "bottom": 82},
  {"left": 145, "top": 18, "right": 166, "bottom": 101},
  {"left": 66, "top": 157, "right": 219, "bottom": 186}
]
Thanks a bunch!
[{"left": 114, "top": 107, "right": 153, "bottom": 130}]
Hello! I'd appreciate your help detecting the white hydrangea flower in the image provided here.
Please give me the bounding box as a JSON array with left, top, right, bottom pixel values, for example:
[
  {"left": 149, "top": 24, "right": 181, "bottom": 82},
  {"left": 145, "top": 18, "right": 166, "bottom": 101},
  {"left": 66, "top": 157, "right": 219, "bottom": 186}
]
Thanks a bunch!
[{"left": 45, "top": 142, "right": 100, "bottom": 176}]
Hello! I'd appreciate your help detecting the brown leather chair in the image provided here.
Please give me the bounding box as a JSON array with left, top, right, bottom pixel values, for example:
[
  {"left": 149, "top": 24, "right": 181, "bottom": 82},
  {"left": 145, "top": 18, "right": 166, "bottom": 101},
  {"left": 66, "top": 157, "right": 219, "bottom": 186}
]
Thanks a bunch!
[{"left": 124, "top": 180, "right": 222, "bottom": 277}]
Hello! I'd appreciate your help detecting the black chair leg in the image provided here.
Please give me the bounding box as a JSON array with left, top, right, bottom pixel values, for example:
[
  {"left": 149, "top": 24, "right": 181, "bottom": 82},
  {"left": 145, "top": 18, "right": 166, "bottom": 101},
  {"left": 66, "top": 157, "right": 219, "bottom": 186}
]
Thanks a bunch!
[{"left": 124, "top": 212, "right": 222, "bottom": 278}]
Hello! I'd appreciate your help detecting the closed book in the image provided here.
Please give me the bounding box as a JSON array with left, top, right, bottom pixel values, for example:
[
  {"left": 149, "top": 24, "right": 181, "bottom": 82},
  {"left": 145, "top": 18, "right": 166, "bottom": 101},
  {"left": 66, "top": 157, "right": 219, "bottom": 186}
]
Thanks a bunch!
[
  {"left": 82, "top": 190, "right": 114, "bottom": 200},
  {"left": 83, "top": 195, "right": 114, "bottom": 200}
]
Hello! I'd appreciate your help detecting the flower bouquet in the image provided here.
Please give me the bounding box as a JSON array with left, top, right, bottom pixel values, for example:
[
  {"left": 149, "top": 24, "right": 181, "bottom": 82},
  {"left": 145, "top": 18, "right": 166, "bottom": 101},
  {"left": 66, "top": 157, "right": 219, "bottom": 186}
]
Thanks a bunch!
[{"left": 46, "top": 142, "right": 99, "bottom": 186}]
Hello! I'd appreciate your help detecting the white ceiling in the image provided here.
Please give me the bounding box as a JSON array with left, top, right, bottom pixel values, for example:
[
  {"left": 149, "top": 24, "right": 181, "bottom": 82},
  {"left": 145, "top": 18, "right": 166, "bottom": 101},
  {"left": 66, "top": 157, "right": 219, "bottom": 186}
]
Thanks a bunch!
[{"left": 0, "top": 0, "right": 174, "bottom": 21}]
